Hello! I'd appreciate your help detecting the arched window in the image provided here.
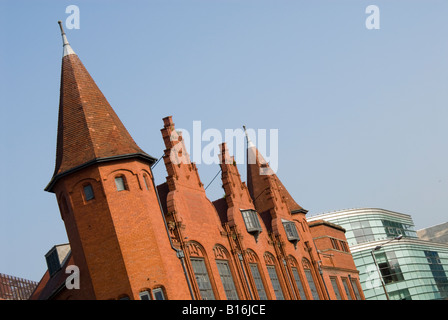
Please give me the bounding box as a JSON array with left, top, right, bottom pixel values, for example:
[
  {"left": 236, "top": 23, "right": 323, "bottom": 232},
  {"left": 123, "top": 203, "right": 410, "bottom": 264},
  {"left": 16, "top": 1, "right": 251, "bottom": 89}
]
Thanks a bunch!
[
  {"left": 139, "top": 287, "right": 166, "bottom": 300},
  {"left": 264, "top": 252, "right": 284, "bottom": 300},
  {"left": 83, "top": 183, "right": 94, "bottom": 201},
  {"left": 302, "top": 258, "right": 320, "bottom": 300},
  {"left": 142, "top": 173, "right": 150, "bottom": 190},
  {"left": 139, "top": 290, "right": 152, "bottom": 300},
  {"left": 187, "top": 242, "right": 216, "bottom": 300},
  {"left": 213, "top": 245, "right": 239, "bottom": 300},
  {"left": 152, "top": 287, "right": 166, "bottom": 300},
  {"left": 245, "top": 249, "right": 268, "bottom": 300},
  {"left": 287, "top": 256, "right": 307, "bottom": 300},
  {"left": 115, "top": 175, "right": 127, "bottom": 191}
]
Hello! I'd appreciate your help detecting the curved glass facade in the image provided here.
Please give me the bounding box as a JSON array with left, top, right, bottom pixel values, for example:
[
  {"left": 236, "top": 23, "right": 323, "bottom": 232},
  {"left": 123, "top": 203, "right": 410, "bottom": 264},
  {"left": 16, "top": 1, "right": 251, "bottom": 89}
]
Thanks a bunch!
[{"left": 308, "top": 208, "right": 448, "bottom": 300}]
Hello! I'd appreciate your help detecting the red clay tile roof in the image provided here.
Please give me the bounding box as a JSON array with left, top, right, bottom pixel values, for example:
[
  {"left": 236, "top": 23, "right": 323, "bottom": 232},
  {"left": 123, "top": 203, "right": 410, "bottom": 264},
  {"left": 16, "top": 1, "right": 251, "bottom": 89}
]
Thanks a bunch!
[
  {"left": 46, "top": 52, "right": 155, "bottom": 192},
  {"left": 246, "top": 145, "right": 307, "bottom": 215}
]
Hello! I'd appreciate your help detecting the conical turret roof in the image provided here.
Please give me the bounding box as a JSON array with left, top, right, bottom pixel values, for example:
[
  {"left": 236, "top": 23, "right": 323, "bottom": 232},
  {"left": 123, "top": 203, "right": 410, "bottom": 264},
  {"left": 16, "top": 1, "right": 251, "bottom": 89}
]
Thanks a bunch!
[{"left": 46, "top": 22, "right": 156, "bottom": 192}]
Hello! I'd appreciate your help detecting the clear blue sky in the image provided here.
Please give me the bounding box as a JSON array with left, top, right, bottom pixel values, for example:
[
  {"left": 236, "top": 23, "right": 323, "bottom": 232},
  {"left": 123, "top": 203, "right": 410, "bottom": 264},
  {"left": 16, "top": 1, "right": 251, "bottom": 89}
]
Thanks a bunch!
[{"left": 1, "top": 0, "right": 447, "bottom": 282}]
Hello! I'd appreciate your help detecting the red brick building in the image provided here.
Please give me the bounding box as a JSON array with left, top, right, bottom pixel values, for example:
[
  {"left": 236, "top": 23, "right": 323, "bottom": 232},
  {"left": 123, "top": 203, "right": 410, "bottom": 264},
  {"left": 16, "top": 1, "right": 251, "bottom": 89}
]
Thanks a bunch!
[{"left": 30, "top": 23, "right": 364, "bottom": 300}]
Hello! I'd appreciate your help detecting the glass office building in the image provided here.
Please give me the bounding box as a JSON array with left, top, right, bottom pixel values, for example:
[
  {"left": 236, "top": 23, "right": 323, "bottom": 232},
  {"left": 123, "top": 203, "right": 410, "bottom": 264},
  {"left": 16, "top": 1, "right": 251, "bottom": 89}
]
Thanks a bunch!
[{"left": 307, "top": 208, "right": 448, "bottom": 300}]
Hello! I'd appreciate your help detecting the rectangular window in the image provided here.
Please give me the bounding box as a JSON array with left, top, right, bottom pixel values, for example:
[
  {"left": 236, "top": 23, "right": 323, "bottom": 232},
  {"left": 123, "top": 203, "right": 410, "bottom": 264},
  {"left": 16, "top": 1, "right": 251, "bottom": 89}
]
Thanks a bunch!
[
  {"left": 291, "top": 267, "right": 307, "bottom": 300},
  {"left": 241, "top": 210, "right": 262, "bottom": 234},
  {"left": 216, "top": 260, "right": 239, "bottom": 300},
  {"left": 191, "top": 258, "right": 215, "bottom": 300},
  {"left": 304, "top": 269, "right": 320, "bottom": 300},
  {"left": 330, "top": 277, "right": 342, "bottom": 300},
  {"left": 267, "top": 266, "right": 284, "bottom": 300},
  {"left": 282, "top": 220, "right": 300, "bottom": 242},
  {"left": 330, "top": 238, "right": 339, "bottom": 250},
  {"left": 340, "top": 241, "right": 349, "bottom": 252},
  {"left": 342, "top": 278, "right": 353, "bottom": 300},
  {"left": 83, "top": 184, "right": 94, "bottom": 201},
  {"left": 350, "top": 278, "right": 362, "bottom": 300},
  {"left": 249, "top": 263, "right": 268, "bottom": 300},
  {"left": 382, "top": 219, "right": 417, "bottom": 239}
]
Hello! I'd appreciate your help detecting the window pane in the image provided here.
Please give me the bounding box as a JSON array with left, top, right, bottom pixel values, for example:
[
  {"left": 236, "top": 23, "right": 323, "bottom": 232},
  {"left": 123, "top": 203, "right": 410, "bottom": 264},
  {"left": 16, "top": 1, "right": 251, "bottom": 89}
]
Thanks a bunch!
[
  {"left": 389, "top": 288, "right": 412, "bottom": 300},
  {"left": 375, "top": 252, "right": 405, "bottom": 285},
  {"left": 267, "top": 266, "right": 284, "bottom": 300},
  {"left": 304, "top": 269, "right": 320, "bottom": 300},
  {"left": 139, "top": 291, "right": 151, "bottom": 300},
  {"left": 291, "top": 267, "right": 307, "bottom": 300},
  {"left": 350, "top": 279, "right": 362, "bottom": 300},
  {"left": 191, "top": 258, "right": 215, "bottom": 300},
  {"left": 83, "top": 184, "right": 94, "bottom": 201},
  {"left": 46, "top": 250, "right": 61, "bottom": 277},
  {"left": 361, "top": 220, "right": 371, "bottom": 228},
  {"left": 249, "top": 263, "right": 267, "bottom": 300},
  {"left": 152, "top": 288, "right": 165, "bottom": 300},
  {"left": 282, "top": 221, "right": 300, "bottom": 241},
  {"left": 115, "top": 177, "right": 126, "bottom": 191},
  {"left": 242, "top": 211, "right": 253, "bottom": 229},
  {"left": 143, "top": 174, "right": 150, "bottom": 190},
  {"left": 342, "top": 278, "right": 352, "bottom": 300},
  {"left": 424, "top": 250, "right": 448, "bottom": 299},
  {"left": 241, "top": 210, "right": 262, "bottom": 233},
  {"left": 351, "top": 221, "right": 362, "bottom": 229},
  {"left": 216, "top": 260, "right": 239, "bottom": 300},
  {"left": 351, "top": 220, "right": 375, "bottom": 244},
  {"left": 330, "top": 278, "right": 342, "bottom": 300}
]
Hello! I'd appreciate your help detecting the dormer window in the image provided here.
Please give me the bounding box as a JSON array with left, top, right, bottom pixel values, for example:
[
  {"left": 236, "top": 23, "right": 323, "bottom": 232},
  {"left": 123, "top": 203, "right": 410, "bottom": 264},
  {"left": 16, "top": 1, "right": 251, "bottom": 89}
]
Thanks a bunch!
[
  {"left": 115, "top": 176, "right": 127, "bottom": 191},
  {"left": 241, "top": 209, "right": 262, "bottom": 235},
  {"left": 44, "top": 244, "right": 71, "bottom": 277},
  {"left": 282, "top": 219, "right": 300, "bottom": 243},
  {"left": 45, "top": 249, "right": 61, "bottom": 277}
]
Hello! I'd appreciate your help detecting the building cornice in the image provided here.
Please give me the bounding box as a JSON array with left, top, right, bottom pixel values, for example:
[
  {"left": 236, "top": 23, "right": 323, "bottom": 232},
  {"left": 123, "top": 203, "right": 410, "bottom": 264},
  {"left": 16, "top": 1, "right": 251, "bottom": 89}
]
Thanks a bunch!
[
  {"left": 307, "top": 208, "right": 413, "bottom": 224},
  {"left": 349, "top": 237, "right": 448, "bottom": 254},
  {"left": 45, "top": 153, "right": 157, "bottom": 193}
]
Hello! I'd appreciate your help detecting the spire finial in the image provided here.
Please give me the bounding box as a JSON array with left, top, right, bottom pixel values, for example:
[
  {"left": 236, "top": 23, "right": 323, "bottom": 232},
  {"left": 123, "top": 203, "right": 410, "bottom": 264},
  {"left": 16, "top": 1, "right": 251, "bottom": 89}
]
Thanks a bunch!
[
  {"left": 58, "top": 20, "right": 76, "bottom": 57},
  {"left": 243, "top": 125, "right": 255, "bottom": 148},
  {"left": 58, "top": 20, "right": 65, "bottom": 34}
]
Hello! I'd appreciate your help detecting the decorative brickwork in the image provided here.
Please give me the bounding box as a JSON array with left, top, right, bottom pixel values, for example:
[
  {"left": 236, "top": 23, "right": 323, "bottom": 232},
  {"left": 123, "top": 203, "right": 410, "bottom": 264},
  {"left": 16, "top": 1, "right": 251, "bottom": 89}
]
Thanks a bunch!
[{"left": 32, "top": 27, "right": 364, "bottom": 300}]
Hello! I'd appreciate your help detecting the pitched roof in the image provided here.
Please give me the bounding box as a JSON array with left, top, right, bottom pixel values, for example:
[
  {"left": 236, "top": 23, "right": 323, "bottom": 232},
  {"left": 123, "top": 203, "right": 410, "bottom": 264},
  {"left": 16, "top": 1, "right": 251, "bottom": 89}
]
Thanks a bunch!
[
  {"left": 244, "top": 127, "right": 307, "bottom": 215},
  {"left": 46, "top": 22, "right": 156, "bottom": 192},
  {"left": 29, "top": 250, "right": 73, "bottom": 300}
]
